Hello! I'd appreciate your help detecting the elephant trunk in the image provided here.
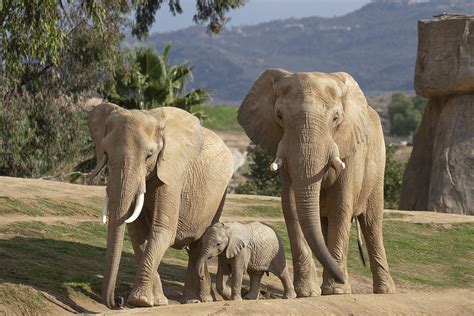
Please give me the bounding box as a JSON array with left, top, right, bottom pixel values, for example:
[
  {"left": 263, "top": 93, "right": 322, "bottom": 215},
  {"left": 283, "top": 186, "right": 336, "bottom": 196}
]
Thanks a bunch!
[
  {"left": 287, "top": 118, "right": 345, "bottom": 284},
  {"left": 102, "top": 165, "right": 145, "bottom": 308},
  {"left": 196, "top": 249, "right": 209, "bottom": 279}
]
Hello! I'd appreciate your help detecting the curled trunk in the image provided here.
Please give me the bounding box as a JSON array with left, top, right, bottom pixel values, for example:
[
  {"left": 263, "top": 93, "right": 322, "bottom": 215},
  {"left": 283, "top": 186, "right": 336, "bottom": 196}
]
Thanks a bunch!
[{"left": 287, "top": 125, "right": 345, "bottom": 284}]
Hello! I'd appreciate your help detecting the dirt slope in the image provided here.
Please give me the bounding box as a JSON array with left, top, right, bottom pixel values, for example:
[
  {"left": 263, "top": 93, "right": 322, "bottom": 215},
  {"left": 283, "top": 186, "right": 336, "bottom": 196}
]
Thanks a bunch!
[{"left": 1, "top": 176, "right": 473, "bottom": 315}]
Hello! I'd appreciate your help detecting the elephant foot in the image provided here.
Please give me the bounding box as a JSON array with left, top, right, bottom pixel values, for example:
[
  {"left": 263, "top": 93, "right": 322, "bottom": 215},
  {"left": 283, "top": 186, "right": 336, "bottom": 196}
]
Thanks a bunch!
[
  {"left": 283, "top": 290, "right": 297, "bottom": 299},
  {"left": 294, "top": 270, "right": 320, "bottom": 297},
  {"left": 127, "top": 290, "right": 154, "bottom": 307},
  {"left": 374, "top": 278, "right": 396, "bottom": 294},
  {"left": 231, "top": 294, "right": 242, "bottom": 301},
  {"left": 244, "top": 291, "right": 259, "bottom": 300},
  {"left": 128, "top": 286, "right": 168, "bottom": 307},
  {"left": 321, "top": 283, "right": 352, "bottom": 295},
  {"left": 201, "top": 294, "right": 214, "bottom": 303}
]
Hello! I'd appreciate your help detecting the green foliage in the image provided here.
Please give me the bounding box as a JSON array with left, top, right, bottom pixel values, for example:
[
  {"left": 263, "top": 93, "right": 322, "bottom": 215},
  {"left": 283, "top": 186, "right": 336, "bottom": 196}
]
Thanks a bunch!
[
  {"left": 105, "top": 45, "right": 211, "bottom": 111},
  {"left": 384, "top": 144, "right": 406, "bottom": 210},
  {"left": 194, "top": 105, "right": 240, "bottom": 130},
  {"left": 235, "top": 144, "right": 281, "bottom": 197},
  {"left": 132, "top": 0, "right": 248, "bottom": 38},
  {"left": 0, "top": 94, "right": 89, "bottom": 177},
  {"left": 388, "top": 92, "right": 427, "bottom": 137}
]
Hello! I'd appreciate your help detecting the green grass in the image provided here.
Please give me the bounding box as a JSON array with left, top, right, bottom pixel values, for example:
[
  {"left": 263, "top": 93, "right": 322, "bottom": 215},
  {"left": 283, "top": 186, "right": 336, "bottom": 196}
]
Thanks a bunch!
[
  {"left": 384, "top": 212, "right": 412, "bottom": 219},
  {"left": 262, "top": 221, "right": 474, "bottom": 289},
  {"left": 193, "top": 105, "right": 241, "bottom": 131},
  {"left": 232, "top": 205, "right": 283, "bottom": 218},
  {"left": 0, "top": 196, "right": 102, "bottom": 217}
]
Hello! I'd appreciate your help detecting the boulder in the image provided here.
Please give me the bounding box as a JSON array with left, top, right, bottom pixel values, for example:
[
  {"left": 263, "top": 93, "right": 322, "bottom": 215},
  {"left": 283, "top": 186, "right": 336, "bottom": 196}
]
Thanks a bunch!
[
  {"left": 400, "top": 96, "right": 474, "bottom": 215},
  {"left": 415, "top": 15, "right": 474, "bottom": 97},
  {"left": 427, "top": 95, "right": 474, "bottom": 215},
  {"left": 399, "top": 98, "right": 444, "bottom": 211}
]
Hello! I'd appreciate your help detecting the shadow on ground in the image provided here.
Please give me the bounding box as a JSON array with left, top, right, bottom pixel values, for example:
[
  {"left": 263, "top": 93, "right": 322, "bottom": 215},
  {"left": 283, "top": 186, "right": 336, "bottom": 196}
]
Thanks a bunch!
[{"left": 0, "top": 237, "right": 187, "bottom": 313}]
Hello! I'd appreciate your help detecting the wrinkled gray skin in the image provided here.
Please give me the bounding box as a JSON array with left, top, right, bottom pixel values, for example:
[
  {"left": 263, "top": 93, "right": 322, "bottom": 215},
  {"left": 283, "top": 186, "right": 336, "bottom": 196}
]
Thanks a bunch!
[
  {"left": 197, "top": 222, "right": 296, "bottom": 300},
  {"left": 238, "top": 69, "right": 396, "bottom": 296},
  {"left": 87, "top": 103, "right": 234, "bottom": 308}
]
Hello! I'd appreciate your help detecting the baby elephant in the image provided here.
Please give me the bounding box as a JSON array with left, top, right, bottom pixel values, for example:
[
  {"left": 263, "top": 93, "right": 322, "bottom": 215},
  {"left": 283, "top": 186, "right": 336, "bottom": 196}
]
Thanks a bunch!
[{"left": 197, "top": 222, "right": 296, "bottom": 300}]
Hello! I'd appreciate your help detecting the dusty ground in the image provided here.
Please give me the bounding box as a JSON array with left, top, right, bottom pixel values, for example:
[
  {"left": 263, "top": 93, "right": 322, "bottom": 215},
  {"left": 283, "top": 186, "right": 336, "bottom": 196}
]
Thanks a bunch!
[{"left": 0, "top": 176, "right": 473, "bottom": 315}]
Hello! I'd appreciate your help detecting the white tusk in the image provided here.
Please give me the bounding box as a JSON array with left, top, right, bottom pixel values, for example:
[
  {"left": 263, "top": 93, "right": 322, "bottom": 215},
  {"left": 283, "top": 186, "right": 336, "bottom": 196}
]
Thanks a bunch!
[
  {"left": 125, "top": 193, "right": 145, "bottom": 224},
  {"left": 101, "top": 193, "right": 109, "bottom": 224},
  {"left": 270, "top": 157, "right": 283, "bottom": 172},
  {"left": 332, "top": 157, "right": 346, "bottom": 172}
]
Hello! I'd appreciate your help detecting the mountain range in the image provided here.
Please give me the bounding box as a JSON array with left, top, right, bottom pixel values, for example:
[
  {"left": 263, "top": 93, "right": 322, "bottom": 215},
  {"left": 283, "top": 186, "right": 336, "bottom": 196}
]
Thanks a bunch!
[{"left": 139, "top": 0, "right": 474, "bottom": 104}]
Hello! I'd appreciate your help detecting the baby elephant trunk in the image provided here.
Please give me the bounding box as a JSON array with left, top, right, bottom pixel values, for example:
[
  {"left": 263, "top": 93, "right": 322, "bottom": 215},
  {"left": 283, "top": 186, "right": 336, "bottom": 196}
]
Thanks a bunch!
[{"left": 196, "top": 250, "right": 210, "bottom": 279}]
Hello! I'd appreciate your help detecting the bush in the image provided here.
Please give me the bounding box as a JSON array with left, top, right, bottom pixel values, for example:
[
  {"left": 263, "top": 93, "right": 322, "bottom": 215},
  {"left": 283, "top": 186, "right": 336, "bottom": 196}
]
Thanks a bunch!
[
  {"left": 384, "top": 144, "right": 406, "bottom": 209},
  {"left": 0, "top": 93, "right": 89, "bottom": 178},
  {"left": 235, "top": 144, "right": 281, "bottom": 196},
  {"left": 388, "top": 92, "right": 427, "bottom": 137}
]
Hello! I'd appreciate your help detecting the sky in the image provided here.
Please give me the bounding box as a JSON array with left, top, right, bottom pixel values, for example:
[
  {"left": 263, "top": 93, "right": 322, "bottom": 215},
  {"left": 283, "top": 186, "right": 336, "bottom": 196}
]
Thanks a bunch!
[{"left": 150, "top": 0, "right": 371, "bottom": 33}]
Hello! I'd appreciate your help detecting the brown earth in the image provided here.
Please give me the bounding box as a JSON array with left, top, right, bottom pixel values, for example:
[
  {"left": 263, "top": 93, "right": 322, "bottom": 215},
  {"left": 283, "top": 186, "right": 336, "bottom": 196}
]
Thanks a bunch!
[{"left": 0, "top": 176, "right": 473, "bottom": 315}]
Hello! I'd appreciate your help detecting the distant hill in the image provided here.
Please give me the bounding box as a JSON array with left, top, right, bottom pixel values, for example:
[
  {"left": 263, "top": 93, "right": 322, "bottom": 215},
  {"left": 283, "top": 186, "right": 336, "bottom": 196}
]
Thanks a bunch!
[{"left": 138, "top": 0, "right": 473, "bottom": 104}]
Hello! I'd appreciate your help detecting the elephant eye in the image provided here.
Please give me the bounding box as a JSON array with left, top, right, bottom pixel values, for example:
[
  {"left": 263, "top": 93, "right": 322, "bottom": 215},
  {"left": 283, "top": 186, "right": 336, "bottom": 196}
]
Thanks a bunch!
[
  {"left": 216, "top": 242, "right": 221, "bottom": 247},
  {"left": 146, "top": 150, "right": 153, "bottom": 159}
]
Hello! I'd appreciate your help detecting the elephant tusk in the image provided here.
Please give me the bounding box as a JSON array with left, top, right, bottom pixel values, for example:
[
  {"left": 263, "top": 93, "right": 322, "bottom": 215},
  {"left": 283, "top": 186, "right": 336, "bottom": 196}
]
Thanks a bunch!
[
  {"left": 332, "top": 157, "right": 346, "bottom": 173},
  {"left": 101, "top": 193, "right": 108, "bottom": 224},
  {"left": 270, "top": 157, "right": 283, "bottom": 172},
  {"left": 125, "top": 193, "right": 145, "bottom": 224}
]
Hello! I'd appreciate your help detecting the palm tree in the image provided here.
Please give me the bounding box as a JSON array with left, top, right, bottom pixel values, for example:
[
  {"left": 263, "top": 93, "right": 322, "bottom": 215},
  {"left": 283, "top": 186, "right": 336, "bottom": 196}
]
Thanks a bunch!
[{"left": 105, "top": 45, "right": 211, "bottom": 112}]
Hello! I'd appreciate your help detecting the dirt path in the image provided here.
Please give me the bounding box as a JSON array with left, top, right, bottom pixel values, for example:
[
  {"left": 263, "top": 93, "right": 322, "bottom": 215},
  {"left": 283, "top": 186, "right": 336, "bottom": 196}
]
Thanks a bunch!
[{"left": 103, "top": 289, "right": 474, "bottom": 315}]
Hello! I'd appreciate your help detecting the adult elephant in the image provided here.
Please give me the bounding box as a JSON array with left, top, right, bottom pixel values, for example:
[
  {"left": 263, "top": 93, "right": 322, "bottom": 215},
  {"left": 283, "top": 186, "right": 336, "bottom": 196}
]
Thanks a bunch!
[
  {"left": 87, "top": 103, "right": 234, "bottom": 308},
  {"left": 237, "top": 69, "right": 395, "bottom": 296}
]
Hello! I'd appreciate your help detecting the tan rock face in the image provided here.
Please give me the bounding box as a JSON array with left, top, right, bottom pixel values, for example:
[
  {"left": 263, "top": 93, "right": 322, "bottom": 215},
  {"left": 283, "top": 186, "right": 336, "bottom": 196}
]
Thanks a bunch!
[
  {"left": 428, "top": 96, "right": 474, "bottom": 215},
  {"left": 415, "top": 16, "right": 474, "bottom": 97},
  {"left": 401, "top": 15, "right": 474, "bottom": 216}
]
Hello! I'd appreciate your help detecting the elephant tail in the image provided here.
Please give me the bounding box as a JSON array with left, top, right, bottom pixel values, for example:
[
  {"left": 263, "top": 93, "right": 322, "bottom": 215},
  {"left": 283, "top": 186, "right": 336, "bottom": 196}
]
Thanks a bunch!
[{"left": 354, "top": 217, "right": 366, "bottom": 267}]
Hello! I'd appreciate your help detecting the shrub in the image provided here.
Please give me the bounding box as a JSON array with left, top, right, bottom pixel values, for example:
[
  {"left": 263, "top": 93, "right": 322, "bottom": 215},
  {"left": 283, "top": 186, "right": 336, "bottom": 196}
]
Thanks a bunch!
[
  {"left": 384, "top": 144, "right": 406, "bottom": 209},
  {"left": 0, "top": 93, "right": 89, "bottom": 178},
  {"left": 235, "top": 144, "right": 281, "bottom": 197}
]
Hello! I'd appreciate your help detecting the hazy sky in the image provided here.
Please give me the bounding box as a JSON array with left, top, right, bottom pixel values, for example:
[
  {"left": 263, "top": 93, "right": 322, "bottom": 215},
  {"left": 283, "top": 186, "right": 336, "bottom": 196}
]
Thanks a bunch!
[{"left": 150, "top": 0, "right": 371, "bottom": 33}]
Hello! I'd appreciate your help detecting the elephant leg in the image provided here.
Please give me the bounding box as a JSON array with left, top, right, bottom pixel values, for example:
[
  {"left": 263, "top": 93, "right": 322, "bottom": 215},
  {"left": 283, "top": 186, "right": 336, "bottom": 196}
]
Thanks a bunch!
[
  {"left": 277, "top": 266, "right": 297, "bottom": 299},
  {"left": 183, "top": 241, "right": 213, "bottom": 303},
  {"left": 321, "top": 210, "right": 352, "bottom": 295},
  {"left": 281, "top": 172, "right": 320, "bottom": 297},
  {"left": 244, "top": 271, "right": 263, "bottom": 300},
  {"left": 127, "top": 229, "right": 173, "bottom": 307},
  {"left": 358, "top": 183, "right": 395, "bottom": 294},
  {"left": 127, "top": 209, "right": 168, "bottom": 306},
  {"left": 216, "top": 261, "right": 232, "bottom": 300},
  {"left": 230, "top": 255, "right": 248, "bottom": 301}
]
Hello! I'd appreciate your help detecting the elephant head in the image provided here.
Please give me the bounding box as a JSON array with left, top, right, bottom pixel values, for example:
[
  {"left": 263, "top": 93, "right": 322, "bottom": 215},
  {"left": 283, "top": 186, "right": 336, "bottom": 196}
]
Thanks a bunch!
[
  {"left": 196, "top": 222, "right": 251, "bottom": 278},
  {"left": 237, "top": 69, "right": 370, "bottom": 284},
  {"left": 87, "top": 103, "right": 203, "bottom": 308}
]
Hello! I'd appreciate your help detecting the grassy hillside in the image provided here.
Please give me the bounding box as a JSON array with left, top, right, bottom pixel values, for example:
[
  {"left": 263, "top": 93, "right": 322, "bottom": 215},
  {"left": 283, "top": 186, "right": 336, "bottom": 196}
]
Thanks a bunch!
[
  {"left": 140, "top": 0, "right": 474, "bottom": 103},
  {"left": 0, "top": 179, "right": 473, "bottom": 314},
  {"left": 194, "top": 105, "right": 241, "bottom": 131}
]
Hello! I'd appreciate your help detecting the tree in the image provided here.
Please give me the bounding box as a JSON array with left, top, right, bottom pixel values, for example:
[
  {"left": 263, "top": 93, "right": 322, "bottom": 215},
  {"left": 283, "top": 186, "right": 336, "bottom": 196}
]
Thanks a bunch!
[
  {"left": 0, "top": 0, "right": 247, "bottom": 84},
  {"left": 105, "top": 45, "right": 211, "bottom": 111},
  {"left": 235, "top": 144, "right": 281, "bottom": 196},
  {"left": 388, "top": 92, "right": 426, "bottom": 137}
]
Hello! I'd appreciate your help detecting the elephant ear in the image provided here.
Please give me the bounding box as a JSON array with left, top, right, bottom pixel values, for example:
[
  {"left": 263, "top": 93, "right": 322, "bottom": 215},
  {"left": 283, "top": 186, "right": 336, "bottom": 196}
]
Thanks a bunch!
[
  {"left": 87, "top": 102, "right": 120, "bottom": 180},
  {"left": 331, "top": 72, "right": 371, "bottom": 159},
  {"left": 151, "top": 107, "right": 203, "bottom": 186},
  {"left": 237, "top": 68, "right": 291, "bottom": 155},
  {"left": 224, "top": 222, "right": 251, "bottom": 259}
]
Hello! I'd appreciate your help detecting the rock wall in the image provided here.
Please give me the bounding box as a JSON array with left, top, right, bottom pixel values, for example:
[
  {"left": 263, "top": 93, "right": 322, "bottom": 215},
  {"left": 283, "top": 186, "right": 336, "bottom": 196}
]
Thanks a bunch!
[{"left": 400, "top": 15, "right": 474, "bottom": 215}]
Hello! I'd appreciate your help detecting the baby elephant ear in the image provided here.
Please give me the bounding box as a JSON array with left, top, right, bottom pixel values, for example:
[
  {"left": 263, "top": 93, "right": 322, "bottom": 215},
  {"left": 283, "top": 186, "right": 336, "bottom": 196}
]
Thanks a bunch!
[{"left": 224, "top": 223, "right": 251, "bottom": 259}]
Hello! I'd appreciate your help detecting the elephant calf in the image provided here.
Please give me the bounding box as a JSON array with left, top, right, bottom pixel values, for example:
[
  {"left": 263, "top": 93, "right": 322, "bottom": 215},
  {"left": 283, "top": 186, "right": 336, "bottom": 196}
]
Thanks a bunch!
[{"left": 197, "top": 222, "right": 296, "bottom": 301}]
